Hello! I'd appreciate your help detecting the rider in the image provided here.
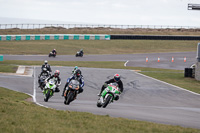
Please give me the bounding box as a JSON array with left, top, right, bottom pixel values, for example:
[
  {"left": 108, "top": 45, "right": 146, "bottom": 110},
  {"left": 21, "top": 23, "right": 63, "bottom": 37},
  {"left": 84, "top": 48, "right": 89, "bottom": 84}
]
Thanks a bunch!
[
  {"left": 39, "top": 60, "right": 52, "bottom": 77},
  {"left": 45, "top": 70, "right": 61, "bottom": 92},
  {"left": 72, "top": 66, "right": 79, "bottom": 75},
  {"left": 79, "top": 49, "right": 83, "bottom": 55},
  {"left": 52, "top": 49, "right": 57, "bottom": 55},
  {"left": 98, "top": 74, "right": 124, "bottom": 98},
  {"left": 62, "top": 69, "right": 84, "bottom": 96}
]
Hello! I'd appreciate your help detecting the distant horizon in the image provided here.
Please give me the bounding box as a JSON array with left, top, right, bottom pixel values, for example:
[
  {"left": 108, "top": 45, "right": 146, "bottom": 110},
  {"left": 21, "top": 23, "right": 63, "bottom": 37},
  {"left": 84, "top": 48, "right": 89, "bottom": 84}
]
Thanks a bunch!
[{"left": 0, "top": 17, "right": 200, "bottom": 28}]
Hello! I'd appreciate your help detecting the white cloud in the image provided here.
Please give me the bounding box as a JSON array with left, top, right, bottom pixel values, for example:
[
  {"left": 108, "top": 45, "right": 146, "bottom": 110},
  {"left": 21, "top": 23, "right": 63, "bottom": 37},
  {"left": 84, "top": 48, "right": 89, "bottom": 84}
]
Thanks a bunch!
[{"left": 0, "top": 0, "right": 199, "bottom": 26}]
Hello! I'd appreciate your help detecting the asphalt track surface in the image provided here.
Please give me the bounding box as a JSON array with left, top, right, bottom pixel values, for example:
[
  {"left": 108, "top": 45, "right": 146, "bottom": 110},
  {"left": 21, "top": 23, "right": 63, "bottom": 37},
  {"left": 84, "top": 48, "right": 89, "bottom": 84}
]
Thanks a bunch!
[
  {"left": 1, "top": 52, "right": 200, "bottom": 129},
  {"left": 4, "top": 51, "right": 196, "bottom": 70}
]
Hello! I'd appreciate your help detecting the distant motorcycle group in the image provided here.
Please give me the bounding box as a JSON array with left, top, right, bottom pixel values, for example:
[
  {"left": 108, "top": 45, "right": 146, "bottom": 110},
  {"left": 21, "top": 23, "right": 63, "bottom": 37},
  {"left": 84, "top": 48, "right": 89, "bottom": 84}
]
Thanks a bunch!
[{"left": 48, "top": 49, "right": 84, "bottom": 58}]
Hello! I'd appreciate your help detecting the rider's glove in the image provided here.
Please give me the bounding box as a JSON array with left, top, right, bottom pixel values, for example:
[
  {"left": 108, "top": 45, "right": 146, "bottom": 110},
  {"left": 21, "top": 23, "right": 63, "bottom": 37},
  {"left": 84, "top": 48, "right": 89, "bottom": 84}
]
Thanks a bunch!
[{"left": 104, "top": 83, "right": 108, "bottom": 87}]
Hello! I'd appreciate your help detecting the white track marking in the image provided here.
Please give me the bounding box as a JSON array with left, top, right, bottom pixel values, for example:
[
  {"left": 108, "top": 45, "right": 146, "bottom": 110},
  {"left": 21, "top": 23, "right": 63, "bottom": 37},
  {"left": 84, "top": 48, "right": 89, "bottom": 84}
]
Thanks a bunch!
[
  {"left": 134, "top": 71, "right": 200, "bottom": 96},
  {"left": 16, "top": 66, "right": 25, "bottom": 74},
  {"left": 33, "top": 66, "right": 49, "bottom": 108},
  {"left": 124, "top": 60, "right": 129, "bottom": 67}
]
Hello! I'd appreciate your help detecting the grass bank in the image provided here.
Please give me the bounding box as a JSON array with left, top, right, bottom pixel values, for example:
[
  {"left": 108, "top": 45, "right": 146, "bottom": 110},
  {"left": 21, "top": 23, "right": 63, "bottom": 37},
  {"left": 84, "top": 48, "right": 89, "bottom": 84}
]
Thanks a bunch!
[
  {"left": 0, "top": 64, "right": 17, "bottom": 73},
  {"left": 1, "top": 28, "right": 200, "bottom": 35},
  {"left": 0, "top": 87, "right": 199, "bottom": 133},
  {"left": 0, "top": 40, "right": 198, "bottom": 55},
  {"left": 1, "top": 60, "right": 200, "bottom": 94}
]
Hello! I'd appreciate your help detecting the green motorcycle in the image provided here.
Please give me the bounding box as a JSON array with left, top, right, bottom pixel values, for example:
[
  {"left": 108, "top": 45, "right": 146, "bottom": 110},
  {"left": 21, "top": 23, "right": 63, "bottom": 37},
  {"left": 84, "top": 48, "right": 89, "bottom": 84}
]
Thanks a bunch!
[
  {"left": 97, "top": 83, "right": 120, "bottom": 108},
  {"left": 43, "top": 79, "right": 56, "bottom": 102}
]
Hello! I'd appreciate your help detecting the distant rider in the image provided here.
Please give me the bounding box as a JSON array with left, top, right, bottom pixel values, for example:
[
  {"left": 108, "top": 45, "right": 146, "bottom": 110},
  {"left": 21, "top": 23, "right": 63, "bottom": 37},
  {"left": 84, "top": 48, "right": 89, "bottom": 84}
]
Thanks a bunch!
[
  {"left": 39, "top": 60, "right": 52, "bottom": 77},
  {"left": 98, "top": 74, "right": 124, "bottom": 99},
  {"left": 79, "top": 49, "right": 83, "bottom": 56},
  {"left": 52, "top": 49, "right": 57, "bottom": 55},
  {"left": 62, "top": 69, "right": 84, "bottom": 97},
  {"left": 45, "top": 70, "right": 61, "bottom": 92}
]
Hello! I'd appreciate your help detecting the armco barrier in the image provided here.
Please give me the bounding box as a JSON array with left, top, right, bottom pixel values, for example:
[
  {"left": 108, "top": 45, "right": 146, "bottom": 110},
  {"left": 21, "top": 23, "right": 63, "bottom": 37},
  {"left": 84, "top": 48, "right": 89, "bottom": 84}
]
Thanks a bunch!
[
  {"left": 111, "top": 35, "right": 200, "bottom": 40},
  {"left": 0, "top": 34, "right": 110, "bottom": 41}
]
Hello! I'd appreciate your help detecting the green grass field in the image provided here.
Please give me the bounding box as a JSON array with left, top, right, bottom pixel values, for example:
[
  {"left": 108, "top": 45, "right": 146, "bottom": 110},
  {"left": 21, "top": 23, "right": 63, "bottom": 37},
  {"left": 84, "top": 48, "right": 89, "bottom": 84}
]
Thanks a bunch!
[
  {"left": 0, "top": 40, "right": 198, "bottom": 55},
  {"left": 0, "top": 87, "right": 199, "bottom": 133}
]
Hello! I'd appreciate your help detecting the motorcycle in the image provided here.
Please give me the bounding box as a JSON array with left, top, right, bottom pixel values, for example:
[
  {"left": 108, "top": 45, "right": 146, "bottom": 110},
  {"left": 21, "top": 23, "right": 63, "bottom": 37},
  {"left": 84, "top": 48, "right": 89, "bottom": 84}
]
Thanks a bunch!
[
  {"left": 38, "top": 68, "right": 50, "bottom": 90},
  {"left": 97, "top": 83, "right": 120, "bottom": 108},
  {"left": 49, "top": 52, "right": 56, "bottom": 57},
  {"left": 75, "top": 51, "right": 83, "bottom": 57},
  {"left": 43, "top": 79, "right": 56, "bottom": 102},
  {"left": 64, "top": 79, "right": 80, "bottom": 105}
]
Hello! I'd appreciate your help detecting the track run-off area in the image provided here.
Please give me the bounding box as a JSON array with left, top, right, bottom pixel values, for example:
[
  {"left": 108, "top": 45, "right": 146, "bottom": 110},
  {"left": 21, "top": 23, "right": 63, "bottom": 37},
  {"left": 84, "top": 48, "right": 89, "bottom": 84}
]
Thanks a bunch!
[{"left": 1, "top": 52, "right": 200, "bottom": 129}]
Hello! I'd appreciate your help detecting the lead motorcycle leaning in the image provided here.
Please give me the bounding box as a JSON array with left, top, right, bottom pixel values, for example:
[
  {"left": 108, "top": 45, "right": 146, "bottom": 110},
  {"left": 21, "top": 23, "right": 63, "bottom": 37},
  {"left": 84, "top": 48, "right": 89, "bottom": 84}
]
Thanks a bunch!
[
  {"left": 97, "top": 83, "right": 121, "bottom": 108},
  {"left": 64, "top": 79, "right": 80, "bottom": 105}
]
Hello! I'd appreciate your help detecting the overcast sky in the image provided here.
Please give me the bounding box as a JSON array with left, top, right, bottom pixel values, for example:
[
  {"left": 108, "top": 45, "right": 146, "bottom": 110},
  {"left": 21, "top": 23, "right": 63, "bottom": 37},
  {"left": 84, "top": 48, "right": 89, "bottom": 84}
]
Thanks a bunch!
[{"left": 0, "top": 0, "right": 200, "bottom": 26}]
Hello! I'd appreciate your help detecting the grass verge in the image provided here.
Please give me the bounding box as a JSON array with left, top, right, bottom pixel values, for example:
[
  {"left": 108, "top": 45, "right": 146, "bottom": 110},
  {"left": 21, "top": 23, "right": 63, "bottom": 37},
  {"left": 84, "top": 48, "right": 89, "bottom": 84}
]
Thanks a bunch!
[
  {"left": 0, "top": 64, "right": 17, "bottom": 73},
  {"left": 0, "top": 40, "right": 198, "bottom": 55},
  {"left": 0, "top": 87, "right": 199, "bottom": 133}
]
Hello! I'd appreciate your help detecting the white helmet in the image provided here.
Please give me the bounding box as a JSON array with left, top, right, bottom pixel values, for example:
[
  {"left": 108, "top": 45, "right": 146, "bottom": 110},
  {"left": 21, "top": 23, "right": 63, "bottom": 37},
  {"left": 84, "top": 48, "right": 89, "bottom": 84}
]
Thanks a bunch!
[{"left": 44, "top": 60, "right": 48, "bottom": 64}]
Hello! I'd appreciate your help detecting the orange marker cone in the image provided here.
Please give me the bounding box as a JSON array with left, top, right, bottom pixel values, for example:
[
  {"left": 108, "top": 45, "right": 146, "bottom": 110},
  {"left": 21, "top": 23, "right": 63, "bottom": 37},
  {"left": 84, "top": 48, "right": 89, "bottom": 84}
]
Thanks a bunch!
[
  {"left": 172, "top": 57, "right": 174, "bottom": 62},
  {"left": 158, "top": 57, "right": 160, "bottom": 62},
  {"left": 184, "top": 57, "right": 186, "bottom": 62},
  {"left": 146, "top": 57, "right": 148, "bottom": 62}
]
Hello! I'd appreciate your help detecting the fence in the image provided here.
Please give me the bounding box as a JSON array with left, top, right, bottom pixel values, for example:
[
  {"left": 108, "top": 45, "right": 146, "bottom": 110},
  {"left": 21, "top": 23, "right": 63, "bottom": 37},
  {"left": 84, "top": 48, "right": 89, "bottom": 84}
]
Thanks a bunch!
[{"left": 0, "top": 24, "right": 200, "bottom": 30}]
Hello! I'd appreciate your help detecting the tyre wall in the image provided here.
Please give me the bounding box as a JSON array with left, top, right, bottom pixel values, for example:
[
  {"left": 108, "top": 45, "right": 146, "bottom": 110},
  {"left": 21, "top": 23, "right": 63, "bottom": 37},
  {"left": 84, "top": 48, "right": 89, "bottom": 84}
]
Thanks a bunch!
[
  {"left": 0, "top": 34, "right": 110, "bottom": 41},
  {"left": 110, "top": 35, "right": 200, "bottom": 40}
]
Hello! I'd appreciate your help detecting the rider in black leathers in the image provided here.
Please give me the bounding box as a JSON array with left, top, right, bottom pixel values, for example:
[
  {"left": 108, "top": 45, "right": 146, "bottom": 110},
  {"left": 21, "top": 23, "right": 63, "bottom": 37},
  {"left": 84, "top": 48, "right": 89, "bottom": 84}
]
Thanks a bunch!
[
  {"left": 98, "top": 74, "right": 123, "bottom": 100},
  {"left": 52, "top": 49, "right": 57, "bottom": 55},
  {"left": 39, "top": 60, "right": 52, "bottom": 77}
]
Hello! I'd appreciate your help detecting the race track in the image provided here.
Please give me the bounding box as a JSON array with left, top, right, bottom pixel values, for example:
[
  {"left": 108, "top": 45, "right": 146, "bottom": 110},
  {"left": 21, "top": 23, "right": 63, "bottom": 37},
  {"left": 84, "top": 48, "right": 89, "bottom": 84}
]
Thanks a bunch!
[{"left": 1, "top": 52, "right": 200, "bottom": 129}]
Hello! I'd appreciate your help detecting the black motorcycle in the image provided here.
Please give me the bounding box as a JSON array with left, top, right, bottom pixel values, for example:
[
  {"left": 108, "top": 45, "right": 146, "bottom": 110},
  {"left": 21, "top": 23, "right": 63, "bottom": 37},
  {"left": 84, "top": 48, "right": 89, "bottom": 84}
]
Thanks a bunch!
[
  {"left": 49, "top": 52, "right": 56, "bottom": 57},
  {"left": 38, "top": 68, "right": 50, "bottom": 90},
  {"left": 64, "top": 79, "right": 80, "bottom": 105},
  {"left": 75, "top": 51, "right": 83, "bottom": 57}
]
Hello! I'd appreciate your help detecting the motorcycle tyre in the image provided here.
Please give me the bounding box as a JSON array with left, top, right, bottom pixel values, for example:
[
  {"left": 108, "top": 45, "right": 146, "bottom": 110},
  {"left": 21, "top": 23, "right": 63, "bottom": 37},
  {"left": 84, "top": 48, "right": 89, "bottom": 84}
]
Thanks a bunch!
[
  {"left": 44, "top": 90, "right": 51, "bottom": 102},
  {"left": 97, "top": 101, "right": 102, "bottom": 108},
  {"left": 66, "top": 92, "right": 74, "bottom": 105},
  {"left": 102, "top": 95, "right": 112, "bottom": 108}
]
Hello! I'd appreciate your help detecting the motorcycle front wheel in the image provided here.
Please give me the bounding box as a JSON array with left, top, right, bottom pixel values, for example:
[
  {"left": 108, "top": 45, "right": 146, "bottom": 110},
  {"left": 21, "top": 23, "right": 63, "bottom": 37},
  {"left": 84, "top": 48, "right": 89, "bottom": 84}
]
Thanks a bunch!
[
  {"left": 44, "top": 90, "right": 51, "bottom": 102},
  {"left": 102, "top": 95, "right": 112, "bottom": 108},
  {"left": 66, "top": 91, "right": 74, "bottom": 105}
]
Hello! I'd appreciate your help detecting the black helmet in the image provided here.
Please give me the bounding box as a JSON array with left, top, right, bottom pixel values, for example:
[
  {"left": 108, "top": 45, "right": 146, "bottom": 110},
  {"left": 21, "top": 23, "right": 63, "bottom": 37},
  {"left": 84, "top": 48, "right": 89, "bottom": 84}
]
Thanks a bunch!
[
  {"left": 114, "top": 74, "right": 120, "bottom": 82},
  {"left": 75, "top": 69, "right": 81, "bottom": 77}
]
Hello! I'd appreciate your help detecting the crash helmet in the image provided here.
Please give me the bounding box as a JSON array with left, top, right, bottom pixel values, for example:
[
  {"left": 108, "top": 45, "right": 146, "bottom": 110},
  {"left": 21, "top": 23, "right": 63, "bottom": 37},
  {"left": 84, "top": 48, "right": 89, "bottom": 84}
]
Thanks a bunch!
[
  {"left": 74, "top": 66, "right": 78, "bottom": 70},
  {"left": 44, "top": 60, "right": 48, "bottom": 64},
  {"left": 75, "top": 69, "right": 81, "bottom": 77},
  {"left": 54, "top": 49, "right": 56, "bottom": 51},
  {"left": 54, "top": 70, "right": 60, "bottom": 77},
  {"left": 114, "top": 74, "right": 120, "bottom": 82},
  {"left": 80, "top": 49, "right": 83, "bottom": 51}
]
